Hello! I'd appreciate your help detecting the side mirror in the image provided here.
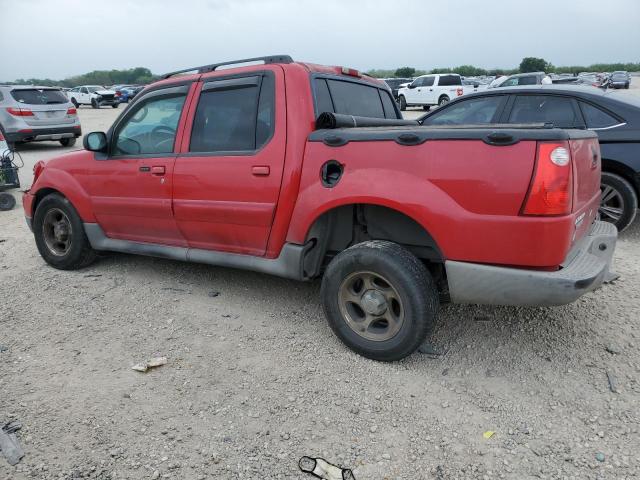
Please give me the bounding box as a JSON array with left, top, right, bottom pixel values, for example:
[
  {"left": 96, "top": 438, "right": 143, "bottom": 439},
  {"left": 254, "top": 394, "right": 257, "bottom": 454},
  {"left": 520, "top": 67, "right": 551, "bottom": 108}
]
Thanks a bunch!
[
  {"left": 83, "top": 131, "right": 108, "bottom": 152},
  {"left": 408, "top": 84, "right": 416, "bottom": 89},
  {"left": 473, "top": 82, "right": 480, "bottom": 88}
]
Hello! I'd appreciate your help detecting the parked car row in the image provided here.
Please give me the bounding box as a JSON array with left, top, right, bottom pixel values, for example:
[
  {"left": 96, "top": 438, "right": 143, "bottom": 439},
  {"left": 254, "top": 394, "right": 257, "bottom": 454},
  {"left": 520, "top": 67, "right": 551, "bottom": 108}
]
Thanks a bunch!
[
  {"left": 419, "top": 85, "right": 640, "bottom": 232},
  {"left": 385, "top": 71, "right": 632, "bottom": 107}
]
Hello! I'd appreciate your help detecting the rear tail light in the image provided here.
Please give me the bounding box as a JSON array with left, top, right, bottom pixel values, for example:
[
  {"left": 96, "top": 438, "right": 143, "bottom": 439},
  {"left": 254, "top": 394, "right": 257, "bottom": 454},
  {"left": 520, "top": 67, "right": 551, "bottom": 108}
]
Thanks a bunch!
[
  {"left": 456, "top": 88, "right": 463, "bottom": 96},
  {"left": 67, "top": 107, "right": 77, "bottom": 115},
  {"left": 115, "top": 91, "right": 121, "bottom": 97},
  {"left": 6, "top": 107, "right": 34, "bottom": 116},
  {"left": 521, "top": 142, "right": 573, "bottom": 216},
  {"left": 0, "top": 131, "right": 4, "bottom": 141}
]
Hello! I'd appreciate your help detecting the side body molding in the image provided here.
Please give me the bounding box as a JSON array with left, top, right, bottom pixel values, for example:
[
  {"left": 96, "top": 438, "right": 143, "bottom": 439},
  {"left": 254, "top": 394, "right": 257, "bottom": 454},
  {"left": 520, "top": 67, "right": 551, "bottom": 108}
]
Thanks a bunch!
[{"left": 83, "top": 223, "right": 307, "bottom": 280}]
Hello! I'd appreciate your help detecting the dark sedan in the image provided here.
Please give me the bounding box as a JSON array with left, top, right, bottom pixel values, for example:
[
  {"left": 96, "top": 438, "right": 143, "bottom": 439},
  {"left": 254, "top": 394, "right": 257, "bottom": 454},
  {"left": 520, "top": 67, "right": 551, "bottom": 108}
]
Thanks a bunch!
[
  {"left": 420, "top": 85, "right": 640, "bottom": 231},
  {"left": 383, "top": 78, "right": 413, "bottom": 100}
]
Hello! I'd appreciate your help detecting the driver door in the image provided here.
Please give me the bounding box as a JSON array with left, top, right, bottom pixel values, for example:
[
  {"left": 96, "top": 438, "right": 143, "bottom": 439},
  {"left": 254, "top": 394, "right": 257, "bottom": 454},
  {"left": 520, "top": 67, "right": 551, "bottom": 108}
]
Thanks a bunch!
[
  {"left": 86, "top": 84, "right": 194, "bottom": 246},
  {"left": 404, "top": 78, "right": 422, "bottom": 104}
]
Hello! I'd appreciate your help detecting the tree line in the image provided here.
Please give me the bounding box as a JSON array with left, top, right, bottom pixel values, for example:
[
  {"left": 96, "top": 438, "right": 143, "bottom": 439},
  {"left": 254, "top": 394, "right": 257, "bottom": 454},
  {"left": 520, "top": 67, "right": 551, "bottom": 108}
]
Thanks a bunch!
[
  {"left": 3, "top": 58, "right": 638, "bottom": 86},
  {"left": 2, "top": 67, "right": 156, "bottom": 87},
  {"left": 366, "top": 58, "right": 640, "bottom": 78}
]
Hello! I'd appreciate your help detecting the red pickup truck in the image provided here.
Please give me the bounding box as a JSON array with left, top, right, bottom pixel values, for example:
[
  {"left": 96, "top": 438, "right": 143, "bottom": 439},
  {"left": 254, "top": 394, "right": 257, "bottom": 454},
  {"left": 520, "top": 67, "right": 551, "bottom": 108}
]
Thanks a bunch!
[{"left": 23, "top": 55, "right": 617, "bottom": 361}]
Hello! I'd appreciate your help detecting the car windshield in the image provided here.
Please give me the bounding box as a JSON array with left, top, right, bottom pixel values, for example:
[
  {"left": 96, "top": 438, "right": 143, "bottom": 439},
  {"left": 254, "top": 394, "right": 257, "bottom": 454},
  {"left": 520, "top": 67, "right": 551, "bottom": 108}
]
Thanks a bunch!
[
  {"left": 87, "top": 86, "right": 103, "bottom": 93},
  {"left": 10, "top": 89, "right": 68, "bottom": 105}
]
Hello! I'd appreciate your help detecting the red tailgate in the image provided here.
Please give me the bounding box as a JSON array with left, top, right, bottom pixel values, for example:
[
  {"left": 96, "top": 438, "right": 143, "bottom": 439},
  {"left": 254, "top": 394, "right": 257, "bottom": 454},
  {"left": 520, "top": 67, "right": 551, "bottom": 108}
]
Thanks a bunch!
[{"left": 571, "top": 137, "right": 602, "bottom": 241}]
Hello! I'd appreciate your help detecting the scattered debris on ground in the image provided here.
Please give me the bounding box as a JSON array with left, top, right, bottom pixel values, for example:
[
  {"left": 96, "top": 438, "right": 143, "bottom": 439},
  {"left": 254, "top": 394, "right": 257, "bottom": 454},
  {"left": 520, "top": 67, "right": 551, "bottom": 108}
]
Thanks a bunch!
[{"left": 131, "top": 356, "right": 168, "bottom": 373}]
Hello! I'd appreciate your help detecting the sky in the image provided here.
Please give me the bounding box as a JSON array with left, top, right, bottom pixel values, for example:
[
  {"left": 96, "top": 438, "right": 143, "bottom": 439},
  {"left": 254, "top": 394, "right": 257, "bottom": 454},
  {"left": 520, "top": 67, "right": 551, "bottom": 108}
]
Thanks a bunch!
[{"left": 1, "top": 0, "right": 638, "bottom": 81}]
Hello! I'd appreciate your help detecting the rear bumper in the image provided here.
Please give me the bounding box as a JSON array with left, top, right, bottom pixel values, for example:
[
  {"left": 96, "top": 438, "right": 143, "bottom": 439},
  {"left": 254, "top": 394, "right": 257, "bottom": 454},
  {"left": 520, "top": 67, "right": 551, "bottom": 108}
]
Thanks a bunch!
[
  {"left": 445, "top": 221, "right": 618, "bottom": 306},
  {"left": 96, "top": 97, "right": 119, "bottom": 106},
  {"left": 5, "top": 126, "right": 82, "bottom": 143}
]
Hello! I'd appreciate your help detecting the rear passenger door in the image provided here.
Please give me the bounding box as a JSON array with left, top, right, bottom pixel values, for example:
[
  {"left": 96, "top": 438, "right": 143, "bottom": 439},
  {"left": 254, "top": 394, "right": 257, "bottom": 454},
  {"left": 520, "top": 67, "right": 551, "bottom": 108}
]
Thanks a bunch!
[{"left": 173, "top": 69, "right": 285, "bottom": 256}]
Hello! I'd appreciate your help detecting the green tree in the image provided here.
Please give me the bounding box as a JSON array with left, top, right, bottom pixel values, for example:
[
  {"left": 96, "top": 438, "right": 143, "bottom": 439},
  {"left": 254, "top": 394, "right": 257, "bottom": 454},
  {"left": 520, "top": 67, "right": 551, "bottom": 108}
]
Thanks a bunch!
[
  {"left": 394, "top": 67, "right": 416, "bottom": 78},
  {"left": 519, "top": 57, "right": 549, "bottom": 73}
]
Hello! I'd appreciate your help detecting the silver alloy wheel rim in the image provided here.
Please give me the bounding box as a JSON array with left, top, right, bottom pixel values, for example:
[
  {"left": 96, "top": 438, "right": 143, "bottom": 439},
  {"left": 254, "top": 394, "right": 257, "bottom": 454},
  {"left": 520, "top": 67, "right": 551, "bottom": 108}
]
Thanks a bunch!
[
  {"left": 599, "top": 184, "right": 625, "bottom": 223},
  {"left": 338, "top": 271, "right": 404, "bottom": 342},
  {"left": 42, "top": 208, "right": 73, "bottom": 256},
  {"left": 439, "top": 97, "right": 448, "bottom": 106}
]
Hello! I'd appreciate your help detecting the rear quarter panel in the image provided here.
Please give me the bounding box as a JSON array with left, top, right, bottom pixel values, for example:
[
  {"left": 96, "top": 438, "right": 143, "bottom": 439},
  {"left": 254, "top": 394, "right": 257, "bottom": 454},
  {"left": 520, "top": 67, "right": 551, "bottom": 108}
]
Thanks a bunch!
[{"left": 287, "top": 138, "right": 580, "bottom": 267}]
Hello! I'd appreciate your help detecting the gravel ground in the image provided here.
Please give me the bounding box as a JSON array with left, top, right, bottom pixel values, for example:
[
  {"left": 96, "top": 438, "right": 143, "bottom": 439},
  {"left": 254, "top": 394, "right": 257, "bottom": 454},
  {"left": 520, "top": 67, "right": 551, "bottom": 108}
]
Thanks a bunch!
[{"left": 1, "top": 90, "right": 639, "bottom": 480}]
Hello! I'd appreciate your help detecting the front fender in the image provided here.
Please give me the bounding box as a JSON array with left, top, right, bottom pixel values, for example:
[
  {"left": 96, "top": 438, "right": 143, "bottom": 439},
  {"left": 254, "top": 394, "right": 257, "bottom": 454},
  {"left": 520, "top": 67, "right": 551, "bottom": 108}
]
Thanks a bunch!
[{"left": 30, "top": 167, "right": 96, "bottom": 222}]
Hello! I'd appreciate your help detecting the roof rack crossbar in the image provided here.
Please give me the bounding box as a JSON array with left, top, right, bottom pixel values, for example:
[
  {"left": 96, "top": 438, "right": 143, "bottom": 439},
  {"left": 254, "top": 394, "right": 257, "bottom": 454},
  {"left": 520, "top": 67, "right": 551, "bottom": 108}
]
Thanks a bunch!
[{"left": 162, "top": 55, "right": 293, "bottom": 79}]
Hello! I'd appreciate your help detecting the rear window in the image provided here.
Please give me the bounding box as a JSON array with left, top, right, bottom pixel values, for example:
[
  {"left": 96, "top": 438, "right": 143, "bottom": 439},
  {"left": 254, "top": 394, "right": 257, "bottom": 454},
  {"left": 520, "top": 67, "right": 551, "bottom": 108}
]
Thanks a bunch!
[
  {"left": 438, "top": 75, "right": 461, "bottom": 86},
  {"left": 314, "top": 78, "right": 398, "bottom": 119},
  {"left": 10, "top": 89, "right": 68, "bottom": 105}
]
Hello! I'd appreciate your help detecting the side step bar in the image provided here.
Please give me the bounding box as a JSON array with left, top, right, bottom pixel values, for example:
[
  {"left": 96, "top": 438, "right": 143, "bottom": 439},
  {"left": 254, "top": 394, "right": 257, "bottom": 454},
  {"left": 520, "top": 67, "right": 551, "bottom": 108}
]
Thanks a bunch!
[{"left": 84, "top": 223, "right": 307, "bottom": 281}]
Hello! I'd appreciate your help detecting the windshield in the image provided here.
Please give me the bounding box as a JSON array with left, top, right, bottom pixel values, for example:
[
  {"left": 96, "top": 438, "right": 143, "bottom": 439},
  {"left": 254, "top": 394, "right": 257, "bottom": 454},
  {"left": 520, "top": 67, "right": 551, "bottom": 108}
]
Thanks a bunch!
[
  {"left": 10, "top": 89, "right": 68, "bottom": 105},
  {"left": 87, "top": 86, "right": 104, "bottom": 93}
]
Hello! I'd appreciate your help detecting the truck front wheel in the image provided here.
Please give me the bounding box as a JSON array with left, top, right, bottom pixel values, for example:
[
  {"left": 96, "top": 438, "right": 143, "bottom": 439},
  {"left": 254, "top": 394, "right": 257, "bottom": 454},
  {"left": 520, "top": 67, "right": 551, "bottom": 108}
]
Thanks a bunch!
[
  {"left": 33, "top": 193, "right": 97, "bottom": 270},
  {"left": 91, "top": 99, "right": 99, "bottom": 108},
  {"left": 321, "top": 240, "right": 438, "bottom": 361}
]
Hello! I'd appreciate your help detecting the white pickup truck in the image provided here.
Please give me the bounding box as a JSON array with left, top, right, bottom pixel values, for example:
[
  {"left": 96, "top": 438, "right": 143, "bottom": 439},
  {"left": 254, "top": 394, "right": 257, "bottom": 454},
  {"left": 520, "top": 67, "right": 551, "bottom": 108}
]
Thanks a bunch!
[
  {"left": 67, "top": 85, "right": 119, "bottom": 109},
  {"left": 397, "top": 73, "right": 466, "bottom": 111}
]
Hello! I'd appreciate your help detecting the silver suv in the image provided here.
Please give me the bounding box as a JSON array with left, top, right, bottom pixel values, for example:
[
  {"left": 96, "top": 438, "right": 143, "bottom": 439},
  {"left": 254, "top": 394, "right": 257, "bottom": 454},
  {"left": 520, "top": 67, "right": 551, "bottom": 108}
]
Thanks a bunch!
[{"left": 0, "top": 85, "right": 82, "bottom": 148}]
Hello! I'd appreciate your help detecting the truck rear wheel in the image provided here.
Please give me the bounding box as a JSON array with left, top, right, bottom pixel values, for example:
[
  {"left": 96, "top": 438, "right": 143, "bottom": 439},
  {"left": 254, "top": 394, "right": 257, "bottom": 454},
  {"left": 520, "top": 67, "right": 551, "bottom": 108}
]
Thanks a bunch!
[
  {"left": 321, "top": 240, "right": 438, "bottom": 361},
  {"left": 33, "top": 193, "right": 97, "bottom": 270},
  {"left": 398, "top": 95, "right": 407, "bottom": 111},
  {"left": 438, "top": 95, "right": 450, "bottom": 107}
]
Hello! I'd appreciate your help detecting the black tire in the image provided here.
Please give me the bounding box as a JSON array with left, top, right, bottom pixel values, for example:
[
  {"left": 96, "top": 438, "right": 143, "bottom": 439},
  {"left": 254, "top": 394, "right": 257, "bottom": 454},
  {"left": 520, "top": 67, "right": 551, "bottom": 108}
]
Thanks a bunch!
[
  {"left": 60, "top": 137, "right": 76, "bottom": 147},
  {"left": 599, "top": 171, "right": 638, "bottom": 232},
  {"left": 398, "top": 95, "right": 407, "bottom": 111},
  {"left": 0, "top": 193, "right": 16, "bottom": 211},
  {"left": 33, "top": 193, "right": 97, "bottom": 270},
  {"left": 438, "top": 95, "right": 450, "bottom": 107},
  {"left": 625, "top": 83, "right": 630, "bottom": 89},
  {"left": 423, "top": 105, "right": 431, "bottom": 111},
  {"left": 112, "top": 103, "right": 119, "bottom": 108},
  {"left": 71, "top": 98, "right": 79, "bottom": 108},
  {"left": 91, "top": 99, "right": 99, "bottom": 109},
  {"left": 321, "top": 240, "right": 438, "bottom": 362}
]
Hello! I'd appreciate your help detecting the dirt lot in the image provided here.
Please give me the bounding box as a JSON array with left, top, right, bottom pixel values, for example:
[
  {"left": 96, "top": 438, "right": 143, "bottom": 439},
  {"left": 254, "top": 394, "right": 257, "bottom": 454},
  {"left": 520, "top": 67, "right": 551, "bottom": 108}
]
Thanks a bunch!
[{"left": 1, "top": 90, "right": 639, "bottom": 480}]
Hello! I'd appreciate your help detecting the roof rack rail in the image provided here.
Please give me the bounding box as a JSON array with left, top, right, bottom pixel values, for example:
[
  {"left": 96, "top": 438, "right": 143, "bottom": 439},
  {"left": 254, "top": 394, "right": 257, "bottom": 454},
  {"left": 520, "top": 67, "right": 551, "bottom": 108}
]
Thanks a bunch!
[{"left": 162, "top": 55, "right": 294, "bottom": 79}]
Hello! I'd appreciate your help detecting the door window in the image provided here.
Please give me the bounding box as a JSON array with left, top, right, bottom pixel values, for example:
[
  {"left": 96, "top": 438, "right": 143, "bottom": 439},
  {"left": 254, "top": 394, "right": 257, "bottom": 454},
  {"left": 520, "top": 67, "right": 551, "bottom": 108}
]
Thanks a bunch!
[
  {"left": 422, "top": 96, "right": 504, "bottom": 125},
  {"left": 80, "top": 87, "right": 88, "bottom": 94},
  {"left": 518, "top": 75, "right": 538, "bottom": 85},
  {"left": 579, "top": 102, "right": 620, "bottom": 129},
  {"left": 113, "top": 94, "right": 186, "bottom": 155},
  {"left": 190, "top": 74, "right": 274, "bottom": 153},
  {"left": 501, "top": 78, "right": 519, "bottom": 87},
  {"left": 508, "top": 95, "right": 578, "bottom": 128}
]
